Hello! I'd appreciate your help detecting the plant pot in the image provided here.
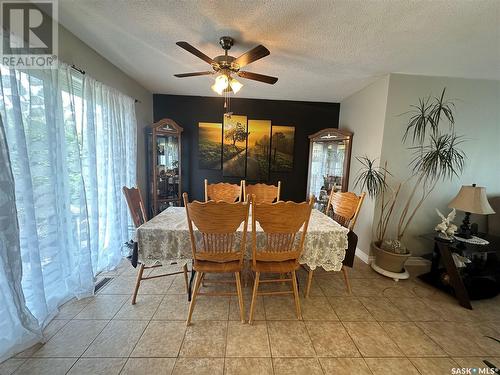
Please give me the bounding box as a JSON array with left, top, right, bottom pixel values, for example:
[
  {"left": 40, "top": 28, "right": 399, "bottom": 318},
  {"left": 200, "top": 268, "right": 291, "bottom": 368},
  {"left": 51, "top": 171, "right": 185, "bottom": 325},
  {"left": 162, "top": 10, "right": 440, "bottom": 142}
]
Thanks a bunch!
[{"left": 371, "top": 241, "right": 411, "bottom": 273}]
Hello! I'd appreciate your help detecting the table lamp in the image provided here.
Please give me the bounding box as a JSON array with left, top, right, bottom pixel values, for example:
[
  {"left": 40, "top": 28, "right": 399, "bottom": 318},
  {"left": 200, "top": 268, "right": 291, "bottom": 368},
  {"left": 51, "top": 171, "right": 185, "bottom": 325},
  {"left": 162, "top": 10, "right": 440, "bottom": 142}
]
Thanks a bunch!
[{"left": 448, "top": 184, "right": 495, "bottom": 239}]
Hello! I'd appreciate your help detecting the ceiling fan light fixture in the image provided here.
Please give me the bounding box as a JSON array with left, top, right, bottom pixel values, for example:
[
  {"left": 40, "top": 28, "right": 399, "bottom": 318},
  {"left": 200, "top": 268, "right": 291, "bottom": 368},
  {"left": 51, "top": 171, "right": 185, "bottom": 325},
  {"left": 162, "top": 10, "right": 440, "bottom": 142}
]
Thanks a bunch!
[
  {"left": 211, "top": 83, "right": 224, "bottom": 95},
  {"left": 229, "top": 78, "right": 243, "bottom": 93},
  {"left": 211, "top": 74, "right": 229, "bottom": 95}
]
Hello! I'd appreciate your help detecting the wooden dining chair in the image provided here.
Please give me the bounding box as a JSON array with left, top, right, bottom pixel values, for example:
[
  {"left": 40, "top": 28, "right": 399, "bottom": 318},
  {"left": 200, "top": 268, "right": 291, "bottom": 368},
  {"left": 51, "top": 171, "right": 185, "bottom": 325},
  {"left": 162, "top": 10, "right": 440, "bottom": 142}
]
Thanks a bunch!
[
  {"left": 243, "top": 181, "right": 281, "bottom": 203},
  {"left": 249, "top": 197, "right": 314, "bottom": 324},
  {"left": 305, "top": 191, "right": 366, "bottom": 297},
  {"left": 183, "top": 192, "right": 250, "bottom": 325},
  {"left": 204, "top": 179, "right": 243, "bottom": 203},
  {"left": 122, "top": 186, "right": 189, "bottom": 305}
]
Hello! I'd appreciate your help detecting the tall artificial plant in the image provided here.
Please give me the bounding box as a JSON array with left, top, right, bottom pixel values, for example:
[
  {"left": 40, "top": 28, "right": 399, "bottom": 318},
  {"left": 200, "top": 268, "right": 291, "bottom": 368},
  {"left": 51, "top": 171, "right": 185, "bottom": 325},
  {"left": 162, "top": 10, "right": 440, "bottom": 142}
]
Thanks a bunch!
[{"left": 354, "top": 88, "right": 466, "bottom": 250}]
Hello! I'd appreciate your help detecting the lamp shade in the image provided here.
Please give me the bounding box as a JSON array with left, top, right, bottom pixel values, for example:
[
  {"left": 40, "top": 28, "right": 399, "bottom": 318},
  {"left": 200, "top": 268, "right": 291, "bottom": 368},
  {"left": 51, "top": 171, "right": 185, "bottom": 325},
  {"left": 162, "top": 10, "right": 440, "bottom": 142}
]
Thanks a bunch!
[{"left": 448, "top": 185, "right": 496, "bottom": 215}]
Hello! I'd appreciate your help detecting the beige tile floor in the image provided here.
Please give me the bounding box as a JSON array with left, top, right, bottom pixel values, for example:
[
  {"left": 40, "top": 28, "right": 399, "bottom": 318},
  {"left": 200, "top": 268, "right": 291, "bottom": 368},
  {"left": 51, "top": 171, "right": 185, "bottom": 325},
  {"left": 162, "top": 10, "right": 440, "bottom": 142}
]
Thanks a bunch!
[{"left": 2, "top": 258, "right": 500, "bottom": 375}]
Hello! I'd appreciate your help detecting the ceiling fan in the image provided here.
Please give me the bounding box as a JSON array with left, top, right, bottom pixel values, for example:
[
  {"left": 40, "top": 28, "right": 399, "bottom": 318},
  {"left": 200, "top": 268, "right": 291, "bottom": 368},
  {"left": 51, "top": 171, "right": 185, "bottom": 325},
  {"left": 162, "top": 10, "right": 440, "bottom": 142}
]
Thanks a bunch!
[{"left": 174, "top": 36, "right": 278, "bottom": 95}]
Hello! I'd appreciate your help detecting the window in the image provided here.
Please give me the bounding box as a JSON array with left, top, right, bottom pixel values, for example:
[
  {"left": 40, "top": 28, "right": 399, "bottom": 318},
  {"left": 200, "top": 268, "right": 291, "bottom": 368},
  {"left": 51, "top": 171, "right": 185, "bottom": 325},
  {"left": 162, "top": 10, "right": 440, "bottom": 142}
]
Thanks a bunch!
[{"left": 0, "top": 62, "right": 136, "bottom": 359}]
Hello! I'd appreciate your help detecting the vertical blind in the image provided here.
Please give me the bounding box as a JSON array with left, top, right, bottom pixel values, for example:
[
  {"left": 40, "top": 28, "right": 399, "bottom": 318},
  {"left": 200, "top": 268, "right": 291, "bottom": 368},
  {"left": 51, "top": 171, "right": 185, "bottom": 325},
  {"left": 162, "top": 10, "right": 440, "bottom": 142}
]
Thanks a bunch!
[{"left": 0, "top": 62, "right": 136, "bottom": 361}]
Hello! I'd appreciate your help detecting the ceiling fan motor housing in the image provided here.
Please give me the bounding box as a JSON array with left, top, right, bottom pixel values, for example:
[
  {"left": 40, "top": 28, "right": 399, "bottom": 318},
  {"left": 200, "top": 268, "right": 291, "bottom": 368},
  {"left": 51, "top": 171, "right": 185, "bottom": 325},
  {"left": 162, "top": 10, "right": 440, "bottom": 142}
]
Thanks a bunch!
[
  {"left": 219, "top": 36, "right": 234, "bottom": 51},
  {"left": 214, "top": 37, "right": 239, "bottom": 72},
  {"left": 213, "top": 55, "right": 238, "bottom": 72}
]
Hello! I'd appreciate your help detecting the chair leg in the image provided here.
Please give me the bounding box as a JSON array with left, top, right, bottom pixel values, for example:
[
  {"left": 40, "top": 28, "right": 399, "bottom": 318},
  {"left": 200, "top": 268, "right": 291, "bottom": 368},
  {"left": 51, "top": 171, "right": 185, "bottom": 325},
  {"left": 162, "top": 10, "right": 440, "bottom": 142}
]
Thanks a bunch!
[
  {"left": 182, "top": 264, "right": 189, "bottom": 294},
  {"left": 131, "top": 264, "right": 145, "bottom": 305},
  {"left": 249, "top": 272, "right": 260, "bottom": 325},
  {"left": 305, "top": 268, "right": 314, "bottom": 298},
  {"left": 291, "top": 270, "right": 302, "bottom": 320},
  {"left": 186, "top": 271, "right": 203, "bottom": 326},
  {"left": 342, "top": 266, "right": 352, "bottom": 294},
  {"left": 235, "top": 272, "right": 245, "bottom": 323},
  {"left": 188, "top": 262, "right": 196, "bottom": 301}
]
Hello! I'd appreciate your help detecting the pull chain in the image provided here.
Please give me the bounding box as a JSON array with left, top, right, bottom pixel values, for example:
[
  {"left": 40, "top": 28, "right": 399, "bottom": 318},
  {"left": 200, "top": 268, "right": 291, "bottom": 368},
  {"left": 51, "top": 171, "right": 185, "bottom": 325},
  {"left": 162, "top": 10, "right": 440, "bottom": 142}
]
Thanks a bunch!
[{"left": 224, "top": 87, "right": 231, "bottom": 115}]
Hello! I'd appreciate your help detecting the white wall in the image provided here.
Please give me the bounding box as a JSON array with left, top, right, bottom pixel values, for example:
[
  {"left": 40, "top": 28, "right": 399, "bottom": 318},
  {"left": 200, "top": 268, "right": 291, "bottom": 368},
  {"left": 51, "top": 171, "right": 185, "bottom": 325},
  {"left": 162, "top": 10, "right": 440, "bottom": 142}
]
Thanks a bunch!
[
  {"left": 342, "top": 73, "right": 500, "bottom": 259},
  {"left": 380, "top": 74, "right": 500, "bottom": 255},
  {"left": 57, "top": 24, "right": 153, "bottom": 195},
  {"left": 339, "top": 75, "right": 390, "bottom": 258}
]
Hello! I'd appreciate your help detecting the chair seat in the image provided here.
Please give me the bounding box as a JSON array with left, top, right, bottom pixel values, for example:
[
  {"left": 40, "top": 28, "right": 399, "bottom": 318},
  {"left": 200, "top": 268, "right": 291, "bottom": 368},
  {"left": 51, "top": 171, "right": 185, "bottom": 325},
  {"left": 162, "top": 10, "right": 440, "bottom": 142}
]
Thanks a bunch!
[
  {"left": 251, "top": 260, "right": 299, "bottom": 273},
  {"left": 194, "top": 260, "right": 242, "bottom": 273}
]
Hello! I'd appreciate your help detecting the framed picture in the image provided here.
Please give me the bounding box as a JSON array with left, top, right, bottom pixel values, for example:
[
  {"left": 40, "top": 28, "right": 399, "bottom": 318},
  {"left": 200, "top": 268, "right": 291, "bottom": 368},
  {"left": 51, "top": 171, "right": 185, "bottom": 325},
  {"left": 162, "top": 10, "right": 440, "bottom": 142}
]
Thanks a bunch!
[
  {"left": 223, "top": 114, "right": 248, "bottom": 177},
  {"left": 246, "top": 119, "right": 271, "bottom": 181},
  {"left": 271, "top": 125, "right": 295, "bottom": 172},
  {"left": 198, "top": 122, "right": 222, "bottom": 170}
]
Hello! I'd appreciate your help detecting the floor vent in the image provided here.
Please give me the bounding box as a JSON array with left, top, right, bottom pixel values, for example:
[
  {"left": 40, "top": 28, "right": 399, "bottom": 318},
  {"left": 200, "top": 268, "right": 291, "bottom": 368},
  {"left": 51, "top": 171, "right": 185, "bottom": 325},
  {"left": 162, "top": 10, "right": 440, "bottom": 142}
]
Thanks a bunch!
[{"left": 94, "top": 277, "right": 113, "bottom": 293}]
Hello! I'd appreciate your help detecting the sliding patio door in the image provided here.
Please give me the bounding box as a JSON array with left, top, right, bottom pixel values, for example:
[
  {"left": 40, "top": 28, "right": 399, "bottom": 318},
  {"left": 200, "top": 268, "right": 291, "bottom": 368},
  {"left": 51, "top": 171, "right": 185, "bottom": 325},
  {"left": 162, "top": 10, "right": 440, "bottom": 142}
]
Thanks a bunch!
[{"left": 0, "top": 62, "right": 136, "bottom": 360}]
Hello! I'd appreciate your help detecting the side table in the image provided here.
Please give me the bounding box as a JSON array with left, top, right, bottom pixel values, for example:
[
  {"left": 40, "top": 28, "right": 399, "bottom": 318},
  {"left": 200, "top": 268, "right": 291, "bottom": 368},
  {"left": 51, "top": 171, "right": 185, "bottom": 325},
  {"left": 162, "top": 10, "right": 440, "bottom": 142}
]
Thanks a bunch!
[{"left": 418, "top": 233, "right": 500, "bottom": 309}]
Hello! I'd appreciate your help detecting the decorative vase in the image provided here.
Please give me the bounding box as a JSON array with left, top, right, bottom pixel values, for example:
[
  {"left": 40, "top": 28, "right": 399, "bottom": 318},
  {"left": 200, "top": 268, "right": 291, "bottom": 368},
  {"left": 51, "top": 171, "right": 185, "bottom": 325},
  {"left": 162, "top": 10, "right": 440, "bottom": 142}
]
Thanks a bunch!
[{"left": 371, "top": 241, "right": 411, "bottom": 273}]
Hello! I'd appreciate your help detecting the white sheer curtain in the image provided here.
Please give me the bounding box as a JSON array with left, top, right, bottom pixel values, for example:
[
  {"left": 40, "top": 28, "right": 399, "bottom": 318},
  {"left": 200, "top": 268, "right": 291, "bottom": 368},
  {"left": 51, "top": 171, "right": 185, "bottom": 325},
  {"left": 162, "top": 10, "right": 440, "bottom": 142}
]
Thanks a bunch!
[
  {"left": 0, "top": 116, "right": 41, "bottom": 362},
  {"left": 78, "top": 74, "right": 137, "bottom": 274},
  {"left": 0, "top": 62, "right": 136, "bottom": 360}
]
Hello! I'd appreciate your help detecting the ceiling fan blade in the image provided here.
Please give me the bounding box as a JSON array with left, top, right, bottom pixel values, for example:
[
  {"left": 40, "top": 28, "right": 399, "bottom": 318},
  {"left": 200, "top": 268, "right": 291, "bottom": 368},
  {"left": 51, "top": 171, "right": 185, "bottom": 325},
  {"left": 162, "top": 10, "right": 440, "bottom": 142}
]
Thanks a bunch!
[
  {"left": 237, "top": 71, "right": 278, "bottom": 84},
  {"left": 233, "top": 45, "right": 270, "bottom": 68},
  {"left": 174, "top": 71, "right": 214, "bottom": 78},
  {"left": 176, "top": 41, "right": 216, "bottom": 65}
]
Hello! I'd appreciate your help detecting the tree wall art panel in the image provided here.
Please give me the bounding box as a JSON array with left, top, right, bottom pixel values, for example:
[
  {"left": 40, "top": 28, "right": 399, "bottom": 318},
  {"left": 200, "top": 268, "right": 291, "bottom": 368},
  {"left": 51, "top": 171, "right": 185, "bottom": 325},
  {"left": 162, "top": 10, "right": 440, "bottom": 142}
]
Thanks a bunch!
[
  {"left": 246, "top": 119, "right": 271, "bottom": 181},
  {"left": 198, "top": 122, "right": 222, "bottom": 170},
  {"left": 271, "top": 125, "right": 295, "bottom": 172},
  {"left": 223, "top": 114, "right": 248, "bottom": 177}
]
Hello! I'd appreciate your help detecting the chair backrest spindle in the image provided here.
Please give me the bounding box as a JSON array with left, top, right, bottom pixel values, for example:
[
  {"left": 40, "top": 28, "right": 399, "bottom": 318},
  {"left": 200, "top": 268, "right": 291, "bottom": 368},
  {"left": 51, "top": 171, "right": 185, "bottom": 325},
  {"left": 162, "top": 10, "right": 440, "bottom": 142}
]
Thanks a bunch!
[
  {"left": 251, "top": 196, "right": 314, "bottom": 265},
  {"left": 326, "top": 191, "right": 366, "bottom": 230},
  {"left": 184, "top": 192, "right": 250, "bottom": 263}
]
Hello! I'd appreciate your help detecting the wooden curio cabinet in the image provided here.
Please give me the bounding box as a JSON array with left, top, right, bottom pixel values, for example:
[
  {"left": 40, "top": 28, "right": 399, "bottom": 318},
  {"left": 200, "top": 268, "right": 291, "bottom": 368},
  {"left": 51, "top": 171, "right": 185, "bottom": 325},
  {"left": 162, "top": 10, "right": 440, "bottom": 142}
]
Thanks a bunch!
[
  {"left": 306, "top": 128, "right": 353, "bottom": 210},
  {"left": 146, "top": 118, "right": 183, "bottom": 216}
]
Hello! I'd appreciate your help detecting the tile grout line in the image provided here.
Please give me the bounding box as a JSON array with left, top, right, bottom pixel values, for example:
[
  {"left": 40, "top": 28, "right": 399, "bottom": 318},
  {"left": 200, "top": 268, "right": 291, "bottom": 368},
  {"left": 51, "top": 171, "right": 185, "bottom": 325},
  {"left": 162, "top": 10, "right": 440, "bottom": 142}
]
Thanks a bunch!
[
  {"left": 222, "top": 282, "right": 236, "bottom": 375},
  {"left": 156, "top": 272, "right": 187, "bottom": 372},
  {"left": 174, "top": 298, "right": 189, "bottom": 365},
  {"left": 63, "top": 293, "right": 130, "bottom": 374},
  {"left": 357, "top": 295, "right": 410, "bottom": 323},
  {"left": 261, "top": 291, "right": 277, "bottom": 375},
  {"left": 302, "top": 318, "right": 325, "bottom": 374},
  {"left": 338, "top": 319, "right": 362, "bottom": 352},
  {"left": 390, "top": 320, "right": 450, "bottom": 359},
  {"left": 118, "top": 291, "right": 170, "bottom": 375},
  {"left": 17, "top": 318, "right": 72, "bottom": 359},
  {"left": 222, "top": 318, "right": 229, "bottom": 375},
  {"left": 321, "top": 287, "right": 347, "bottom": 322}
]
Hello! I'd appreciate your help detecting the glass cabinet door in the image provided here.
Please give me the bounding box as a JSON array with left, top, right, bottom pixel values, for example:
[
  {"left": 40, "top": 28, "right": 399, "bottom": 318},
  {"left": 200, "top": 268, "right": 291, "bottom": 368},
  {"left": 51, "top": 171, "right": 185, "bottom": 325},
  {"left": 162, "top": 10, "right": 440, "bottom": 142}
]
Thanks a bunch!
[
  {"left": 310, "top": 140, "right": 346, "bottom": 198},
  {"left": 147, "top": 119, "right": 183, "bottom": 216},
  {"left": 156, "top": 135, "right": 180, "bottom": 204},
  {"left": 306, "top": 129, "right": 353, "bottom": 211}
]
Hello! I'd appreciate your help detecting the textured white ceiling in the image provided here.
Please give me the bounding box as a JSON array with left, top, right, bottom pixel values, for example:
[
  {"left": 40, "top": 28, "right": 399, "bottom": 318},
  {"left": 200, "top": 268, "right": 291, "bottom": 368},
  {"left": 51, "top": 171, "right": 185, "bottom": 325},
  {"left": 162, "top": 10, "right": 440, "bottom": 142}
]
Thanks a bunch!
[{"left": 58, "top": 0, "right": 500, "bottom": 102}]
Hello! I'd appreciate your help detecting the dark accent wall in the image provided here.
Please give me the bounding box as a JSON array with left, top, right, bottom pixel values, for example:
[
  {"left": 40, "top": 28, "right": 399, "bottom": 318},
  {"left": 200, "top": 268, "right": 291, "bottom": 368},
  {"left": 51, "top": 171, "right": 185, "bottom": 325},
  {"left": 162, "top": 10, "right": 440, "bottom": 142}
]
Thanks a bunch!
[{"left": 152, "top": 94, "right": 340, "bottom": 202}]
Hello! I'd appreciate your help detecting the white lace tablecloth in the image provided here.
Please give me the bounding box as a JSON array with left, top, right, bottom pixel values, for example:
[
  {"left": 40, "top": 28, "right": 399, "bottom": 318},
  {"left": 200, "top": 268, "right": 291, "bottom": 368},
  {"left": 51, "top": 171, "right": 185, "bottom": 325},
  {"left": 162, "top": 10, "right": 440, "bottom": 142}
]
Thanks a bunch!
[{"left": 136, "top": 207, "right": 349, "bottom": 272}]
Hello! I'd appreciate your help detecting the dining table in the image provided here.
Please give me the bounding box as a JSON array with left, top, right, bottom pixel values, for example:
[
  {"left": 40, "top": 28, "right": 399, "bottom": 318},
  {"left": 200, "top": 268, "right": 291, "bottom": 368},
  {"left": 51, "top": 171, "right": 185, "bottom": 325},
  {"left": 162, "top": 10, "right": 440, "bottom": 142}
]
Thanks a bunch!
[{"left": 136, "top": 207, "right": 349, "bottom": 277}]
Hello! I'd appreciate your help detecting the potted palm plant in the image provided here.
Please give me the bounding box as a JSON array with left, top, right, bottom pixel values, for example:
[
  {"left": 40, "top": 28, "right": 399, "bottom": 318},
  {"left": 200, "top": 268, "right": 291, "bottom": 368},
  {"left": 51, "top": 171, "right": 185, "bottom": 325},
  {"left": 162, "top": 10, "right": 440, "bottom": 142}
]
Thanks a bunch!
[{"left": 354, "top": 88, "right": 466, "bottom": 278}]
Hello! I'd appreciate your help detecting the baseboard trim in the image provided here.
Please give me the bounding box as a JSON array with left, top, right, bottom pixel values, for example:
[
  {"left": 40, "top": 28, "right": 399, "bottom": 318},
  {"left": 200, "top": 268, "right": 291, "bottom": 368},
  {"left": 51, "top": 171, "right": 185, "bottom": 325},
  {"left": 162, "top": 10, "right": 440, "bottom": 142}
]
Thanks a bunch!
[
  {"left": 355, "top": 248, "right": 374, "bottom": 264},
  {"left": 355, "top": 249, "right": 429, "bottom": 267}
]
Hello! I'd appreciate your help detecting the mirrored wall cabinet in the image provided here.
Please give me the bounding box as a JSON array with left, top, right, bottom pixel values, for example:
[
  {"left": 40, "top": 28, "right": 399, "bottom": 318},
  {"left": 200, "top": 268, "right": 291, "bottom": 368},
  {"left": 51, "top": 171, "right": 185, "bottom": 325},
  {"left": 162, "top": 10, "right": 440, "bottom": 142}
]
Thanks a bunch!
[
  {"left": 306, "top": 128, "right": 353, "bottom": 210},
  {"left": 146, "top": 118, "right": 183, "bottom": 216}
]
